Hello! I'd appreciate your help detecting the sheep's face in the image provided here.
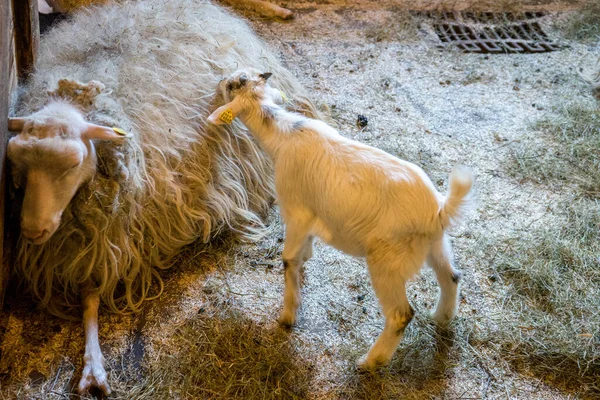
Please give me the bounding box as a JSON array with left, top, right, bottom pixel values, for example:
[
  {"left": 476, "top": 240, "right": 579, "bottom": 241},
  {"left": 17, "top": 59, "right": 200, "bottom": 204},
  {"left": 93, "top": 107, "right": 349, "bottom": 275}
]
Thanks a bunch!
[
  {"left": 7, "top": 101, "right": 127, "bottom": 244},
  {"left": 209, "top": 69, "right": 281, "bottom": 125}
]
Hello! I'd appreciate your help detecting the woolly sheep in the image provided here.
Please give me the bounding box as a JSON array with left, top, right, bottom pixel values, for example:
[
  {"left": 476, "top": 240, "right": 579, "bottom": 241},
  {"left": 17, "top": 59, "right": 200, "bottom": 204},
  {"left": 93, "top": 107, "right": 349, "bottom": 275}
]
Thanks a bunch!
[
  {"left": 208, "top": 69, "right": 473, "bottom": 369},
  {"left": 581, "top": 59, "right": 600, "bottom": 98},
  {"left": 7, "top": 1, "right": 320, "bottom": 394}
]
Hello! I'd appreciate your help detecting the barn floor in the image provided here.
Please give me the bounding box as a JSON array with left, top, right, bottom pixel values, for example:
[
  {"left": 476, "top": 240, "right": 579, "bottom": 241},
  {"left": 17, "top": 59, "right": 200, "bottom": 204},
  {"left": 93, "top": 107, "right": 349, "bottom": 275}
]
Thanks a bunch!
[{"left": 1, "top": 1, "right": 599, "bottom": 399}]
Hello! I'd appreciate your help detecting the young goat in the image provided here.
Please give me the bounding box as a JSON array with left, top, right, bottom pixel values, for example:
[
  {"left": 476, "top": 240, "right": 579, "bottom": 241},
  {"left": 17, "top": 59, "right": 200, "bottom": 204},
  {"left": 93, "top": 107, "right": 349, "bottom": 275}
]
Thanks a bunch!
[{"left": 208, "top": 69, "right": 473, "bottom": 369}]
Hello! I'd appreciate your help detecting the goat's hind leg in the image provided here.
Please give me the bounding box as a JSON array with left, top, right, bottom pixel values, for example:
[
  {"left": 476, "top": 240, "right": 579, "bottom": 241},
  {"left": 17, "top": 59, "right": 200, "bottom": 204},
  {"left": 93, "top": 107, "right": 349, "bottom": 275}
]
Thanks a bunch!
[
  {"left": 279, "top": 217, "right": 312, "bottom": 327},
  {"left": 358, "top": 272, "right": 413, "bottom": 369},
  {"left": 358, "top": 245, "right": 424, "bottom": 369},
  {"left": 301, "top": 235, "right": 315, "bottom": 262},
  {"left": 428, "top": 234, "right": 462, "bottom": 326}
]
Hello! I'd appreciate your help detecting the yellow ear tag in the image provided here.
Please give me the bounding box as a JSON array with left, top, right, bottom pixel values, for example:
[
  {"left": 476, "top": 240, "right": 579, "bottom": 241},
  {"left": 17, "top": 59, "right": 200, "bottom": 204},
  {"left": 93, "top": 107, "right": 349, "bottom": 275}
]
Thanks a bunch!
[
  {"left": 112, "top": 127, "right": 128, "bottom": 136},
  {"left": 219, "top": 109, "right": 234, "bottom": 124},
  {"left": 278, "top": 90, "right": 289, "bottom": 103}
]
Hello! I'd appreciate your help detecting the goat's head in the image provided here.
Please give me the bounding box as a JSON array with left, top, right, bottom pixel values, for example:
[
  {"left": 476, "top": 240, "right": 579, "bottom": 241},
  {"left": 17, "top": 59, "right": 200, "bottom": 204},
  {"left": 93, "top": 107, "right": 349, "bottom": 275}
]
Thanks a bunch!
[
  {"left": 208, "top": 68, "right": 282, "bottom": 125},
  {"left": 7, "top": 101, "right": 127, "bottom": 244}
]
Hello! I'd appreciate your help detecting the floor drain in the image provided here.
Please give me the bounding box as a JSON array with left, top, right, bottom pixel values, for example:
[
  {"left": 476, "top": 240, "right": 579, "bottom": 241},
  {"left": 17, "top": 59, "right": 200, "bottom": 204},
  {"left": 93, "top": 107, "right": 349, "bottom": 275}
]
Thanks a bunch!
[{"left": 423, "top": 11, "right": 561, "bottom": 53}]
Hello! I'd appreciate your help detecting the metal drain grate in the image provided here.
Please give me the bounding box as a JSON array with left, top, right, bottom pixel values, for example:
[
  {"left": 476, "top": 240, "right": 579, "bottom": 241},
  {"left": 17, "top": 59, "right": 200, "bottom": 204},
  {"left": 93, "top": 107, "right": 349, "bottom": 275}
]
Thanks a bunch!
[{"left": 424, "top": 11, "right": 561, "bottom": 53}]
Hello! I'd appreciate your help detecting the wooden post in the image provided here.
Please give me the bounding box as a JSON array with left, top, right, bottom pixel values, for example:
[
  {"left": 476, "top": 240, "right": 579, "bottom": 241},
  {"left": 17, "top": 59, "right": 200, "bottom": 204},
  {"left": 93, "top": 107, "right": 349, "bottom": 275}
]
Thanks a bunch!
[
  {"left": 0, "top": 0, "right": 38, "bottom": 307},
  {"left": 11, "top": 0, "right": 39, "bottom": 80},
  {"left": 1, "top": 0, "right": 14, "bottom": 308}
]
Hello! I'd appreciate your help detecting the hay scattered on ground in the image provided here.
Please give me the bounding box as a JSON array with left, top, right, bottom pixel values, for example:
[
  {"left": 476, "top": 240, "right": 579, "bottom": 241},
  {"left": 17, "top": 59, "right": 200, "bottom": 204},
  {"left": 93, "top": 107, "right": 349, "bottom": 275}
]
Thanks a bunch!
[
  {"left": 363, "top": 10, "right": 419, "bottom": 44},
  {"left": 509, "top": 101, "right": 600, "bottom": 196},
  {"left": 556, "top": 1, "right": 600, "bottom": 42},
  {"left": 494, "top": 70, "right": 600, "bottom": 395},
  {"left": 482, "top": 198, "right": 600, "bottom": 395},
  {"left": 326, "top": 317, "right": 467, "bottom": 400},
  {"left": 144, "top": 302, "right": 315, "bottom": 399}
]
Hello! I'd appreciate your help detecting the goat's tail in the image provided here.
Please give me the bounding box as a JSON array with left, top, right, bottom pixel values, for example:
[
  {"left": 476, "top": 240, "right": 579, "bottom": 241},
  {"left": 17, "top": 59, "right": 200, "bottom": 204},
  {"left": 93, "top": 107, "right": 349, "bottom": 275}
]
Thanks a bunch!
[{"left": 439, "top": 166, "right": 474, "bottom": 230}]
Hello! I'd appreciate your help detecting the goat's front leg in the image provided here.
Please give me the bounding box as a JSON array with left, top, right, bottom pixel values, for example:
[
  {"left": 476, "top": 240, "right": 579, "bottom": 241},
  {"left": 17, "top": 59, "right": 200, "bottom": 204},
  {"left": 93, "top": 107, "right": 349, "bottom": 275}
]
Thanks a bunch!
[
  {"left": 279, "top": 219, "right": 312, "bottom": 327},
  {"left": 78, "top": 288, "right": 111, "bottom": 395}
]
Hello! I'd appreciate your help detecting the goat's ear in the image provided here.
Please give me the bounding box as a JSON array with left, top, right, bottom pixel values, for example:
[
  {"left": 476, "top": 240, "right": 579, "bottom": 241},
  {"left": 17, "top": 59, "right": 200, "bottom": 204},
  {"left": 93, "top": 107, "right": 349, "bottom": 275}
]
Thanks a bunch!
[
  {"left": 208, "top": 104, "right": 236, "bottom": 125},
  {"left": 208, "top": 97, "right": 243, "bottom": 126},
  {"left": 82, "top": 123, "right": 130, "bottom": 141},
  {"left": 259, "top": 72, "right": 273, "bottom": 81},
  {"left": 8, "top": 118, "right": 27, "bottom": 131}
]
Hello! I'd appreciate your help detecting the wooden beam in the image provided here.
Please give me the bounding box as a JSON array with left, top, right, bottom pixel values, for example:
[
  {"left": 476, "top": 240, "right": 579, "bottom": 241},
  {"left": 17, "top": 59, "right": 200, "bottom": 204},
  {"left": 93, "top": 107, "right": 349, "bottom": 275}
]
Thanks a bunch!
[
  {"left": 1, "top": 0, "right": 15, "bottom": 308},
  {"left": 11, "top": 0, "right": 39, "bottom": 80}
]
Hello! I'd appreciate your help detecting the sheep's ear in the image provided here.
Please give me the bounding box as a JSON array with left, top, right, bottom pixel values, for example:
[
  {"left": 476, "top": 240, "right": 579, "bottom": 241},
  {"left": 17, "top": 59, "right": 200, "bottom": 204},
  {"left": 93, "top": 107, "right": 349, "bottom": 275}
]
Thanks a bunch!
[
  {"left": 8, "top": 118, "right": 27, "bottom": 131},
  {"left": 38, "top": 0, "right": 54, "bottom": 14},
  {"left": 259, "top": 72, "right": 272, "bottom": 81},
  {"left": 82, "top": 123, "right": 130, "bottom": 141}
]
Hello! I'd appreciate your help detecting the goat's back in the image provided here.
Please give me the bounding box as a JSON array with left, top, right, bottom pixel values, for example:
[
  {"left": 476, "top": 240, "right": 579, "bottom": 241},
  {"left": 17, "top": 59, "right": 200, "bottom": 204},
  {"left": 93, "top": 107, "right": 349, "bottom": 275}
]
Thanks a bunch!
[{"left": 274, "top": 126, "right": 443, "bottom": 249}]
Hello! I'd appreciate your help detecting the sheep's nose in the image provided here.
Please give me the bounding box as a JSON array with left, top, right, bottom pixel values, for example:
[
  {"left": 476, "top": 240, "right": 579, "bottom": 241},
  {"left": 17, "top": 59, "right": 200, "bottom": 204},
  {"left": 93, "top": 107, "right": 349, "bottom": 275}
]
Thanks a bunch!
[{"left": 22, "top": 228, "right": 48, "bottom": 241}]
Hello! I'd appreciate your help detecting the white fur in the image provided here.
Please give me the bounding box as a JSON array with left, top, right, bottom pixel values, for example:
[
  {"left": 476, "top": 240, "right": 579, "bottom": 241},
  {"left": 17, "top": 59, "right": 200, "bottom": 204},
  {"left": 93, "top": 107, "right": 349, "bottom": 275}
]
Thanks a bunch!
[
  {"left": 8, "top": 101, "right": 125, "bottom": 244},
  {"left": 38, "top": 0, "right": 54, "bottom": 14},
  {"left": 209, "top": 69, "right": 474, "bottom": 369}
]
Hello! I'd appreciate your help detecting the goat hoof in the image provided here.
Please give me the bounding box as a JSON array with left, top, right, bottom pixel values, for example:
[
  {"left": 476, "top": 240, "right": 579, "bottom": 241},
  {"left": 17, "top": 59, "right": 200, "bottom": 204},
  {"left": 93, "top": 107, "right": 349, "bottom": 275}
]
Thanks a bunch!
[
  {"left": 278, "top": 310, "right": 296, "bottom": 328},
  {"left": 356, "top": 355, "right": 371, "bottom": 370},
  {"left": 431, "top": 311, "right": 453, "bottom": 327},
  {"left": 356, "top": 354, "right": 387, "bottom": 371},
  {"left": 278, "top": 9, "right": 293, "bottom": 20}
]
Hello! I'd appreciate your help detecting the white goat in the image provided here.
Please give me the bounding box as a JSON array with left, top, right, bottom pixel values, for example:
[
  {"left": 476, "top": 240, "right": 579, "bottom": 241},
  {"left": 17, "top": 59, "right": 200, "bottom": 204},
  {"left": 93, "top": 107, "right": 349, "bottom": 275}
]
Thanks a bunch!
[{"left": 208, "top": 69, "right": 473, "bottom": 368}]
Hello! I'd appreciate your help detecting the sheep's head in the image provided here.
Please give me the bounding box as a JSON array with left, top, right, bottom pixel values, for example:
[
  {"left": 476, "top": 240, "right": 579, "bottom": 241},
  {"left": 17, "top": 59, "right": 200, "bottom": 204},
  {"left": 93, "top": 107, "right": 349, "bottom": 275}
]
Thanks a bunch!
[
  {"left": 208, "top": 69, "right": 282, "bottom": 125},
  {"left": 7, "top": 101, "right": 127, "bottom": 244}
]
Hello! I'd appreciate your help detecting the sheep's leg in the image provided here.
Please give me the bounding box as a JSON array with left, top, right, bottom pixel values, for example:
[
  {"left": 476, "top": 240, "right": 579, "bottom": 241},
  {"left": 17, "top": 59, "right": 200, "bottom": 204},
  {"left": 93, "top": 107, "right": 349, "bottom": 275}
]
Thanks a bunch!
[
  {"left": 279, "top": 221, "right": 311, "bottom": 327},
  {"left": 428, "top": 234, "right": 462, "bottom": 326},
  {"left": 78, "top": 288, "right": 111, "bottom": 395},
  {"left": 221, "top": 0, "right": 293, "bottom": 19}
]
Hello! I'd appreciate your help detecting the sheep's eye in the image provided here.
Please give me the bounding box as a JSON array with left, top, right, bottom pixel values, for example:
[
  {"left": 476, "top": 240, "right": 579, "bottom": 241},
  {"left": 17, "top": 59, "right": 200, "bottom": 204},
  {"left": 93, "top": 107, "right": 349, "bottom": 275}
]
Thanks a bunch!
[
  {"left": 58, "top": 163, "right": 80, "bottom": 181},
  {"left": 61, "top": 163, "right": 81, "bottom": 175}
]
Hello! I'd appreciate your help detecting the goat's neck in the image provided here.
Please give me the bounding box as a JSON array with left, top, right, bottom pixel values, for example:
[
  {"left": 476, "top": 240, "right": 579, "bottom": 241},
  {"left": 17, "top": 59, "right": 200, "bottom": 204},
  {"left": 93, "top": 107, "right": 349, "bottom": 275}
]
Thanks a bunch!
[{"left": 238, "top": 100, "right": 287, "bottom": 161}]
